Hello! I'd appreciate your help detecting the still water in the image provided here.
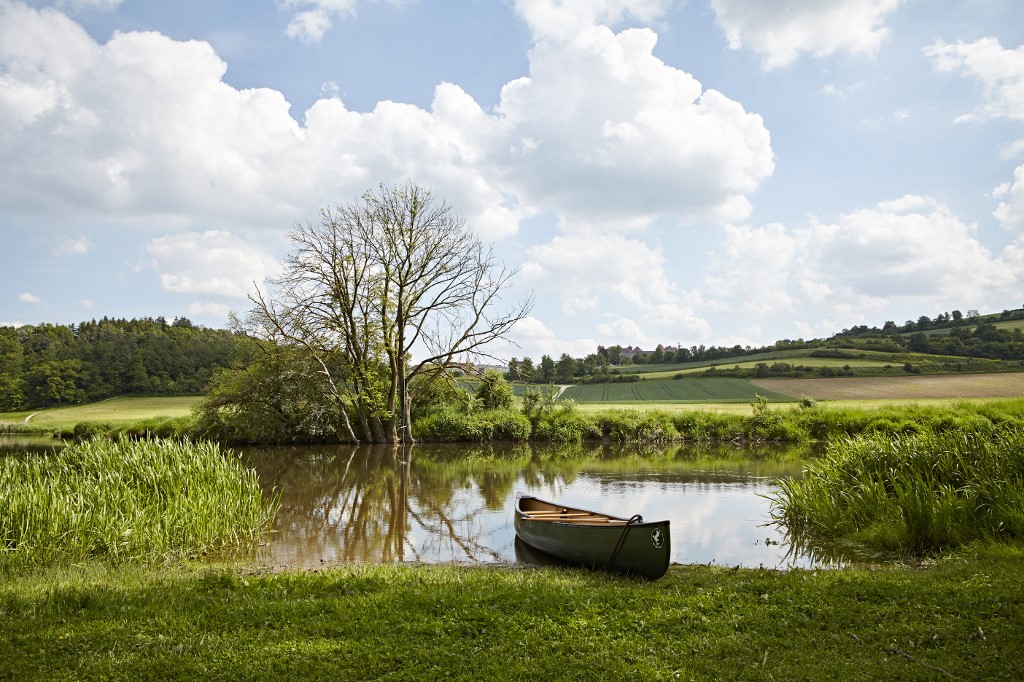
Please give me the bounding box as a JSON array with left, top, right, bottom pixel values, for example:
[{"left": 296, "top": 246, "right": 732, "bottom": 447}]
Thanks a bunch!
[
  {"left": 239, "top": 441, "right": 831, "bottom": 570},
  {"left": 0, "top": 436, "right": 833, "bottom": 569}
]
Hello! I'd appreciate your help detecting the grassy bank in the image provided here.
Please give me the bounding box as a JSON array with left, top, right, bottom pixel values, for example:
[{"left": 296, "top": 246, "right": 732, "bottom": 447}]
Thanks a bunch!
[
  {"left": 414, "top": 397, "right": 1024, "bottom": 444},
  {"left": 770, "top": 428, "right": 1024, "bottom": 557},
  {"left": 0, "top": 437, "right": 278, "bottom": 570},
  {"left": 6, "top": 395, "right": 1024, "bottom": 445},
  {"left": 2, "top": 552, "right": 1022, "bottom": 680}
]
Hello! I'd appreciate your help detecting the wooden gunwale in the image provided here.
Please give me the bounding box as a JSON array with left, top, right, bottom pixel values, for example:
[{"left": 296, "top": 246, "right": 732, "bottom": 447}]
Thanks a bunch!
[{"left": 521, "top": 510, "right": 627, "bottom": 524}]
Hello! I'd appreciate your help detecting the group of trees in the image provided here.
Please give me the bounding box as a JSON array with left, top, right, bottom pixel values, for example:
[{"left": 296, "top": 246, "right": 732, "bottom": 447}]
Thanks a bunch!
[
  {"left": 501, "top": 308, "right": 1024, "bottom": 386},
  {"left": 504, "top": 343, "right": 763, "bottom": 384},
  {"left": 0, "top": 317, "right": 237, "bottom": 411},
  {"left": 202, "top": 182, "right": 531, "bottom": 444},
  {"left": 903, "top": 324, "right": 1024, "bottom": 360},
  {"left": 834, "top": 308, "right": 1024, "bottom": 338}
]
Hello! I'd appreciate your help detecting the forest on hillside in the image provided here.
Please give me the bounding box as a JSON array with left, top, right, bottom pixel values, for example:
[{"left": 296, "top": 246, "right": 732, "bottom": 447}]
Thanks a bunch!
[
  {"left": 506, "top": 309, "right": 1024, "bottom": 384},
  {"left": 0, "top": 317, "right": 237, "bottom": 411},
  {"left": 3, "top": 307, "right": 1023, "bottom": 411}
]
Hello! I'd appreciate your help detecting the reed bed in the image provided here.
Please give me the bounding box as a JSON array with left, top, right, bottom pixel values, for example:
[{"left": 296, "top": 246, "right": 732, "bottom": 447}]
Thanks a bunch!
[
  {"left": 0, "top": 437, "right": 278, "bottom": 570},
  {"left": 769, "top": 427, "right": 1024, "bottom": 555}
]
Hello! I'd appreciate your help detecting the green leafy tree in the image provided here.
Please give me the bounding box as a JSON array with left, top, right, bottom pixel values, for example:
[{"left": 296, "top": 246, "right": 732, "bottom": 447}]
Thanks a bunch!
[
  {"left": 24, "top": 359, "right": 87, "bottom": 405},
  {"left": 539, "top": 355, "right": 555, "bottom": 383},
  {"left": 505, "top": 358, "right": 520, "bottom": 381},
  {"left": 193, "top": 338, "right": 338, "bottom": 442},
  {"left": 519, "top": 357, "right": 535, "bottom": 382},
  {"left": 555, "top": 353, "right": 577, "bottom": 382},
  {"left": 475, "top": 370, "right": 514, "bottom": 410},
  {"left": 249, "top": 181, "right": 532, "bottom": 443},
  {"left": 409, "top": 375, "right": 473, "bottom": 419}
]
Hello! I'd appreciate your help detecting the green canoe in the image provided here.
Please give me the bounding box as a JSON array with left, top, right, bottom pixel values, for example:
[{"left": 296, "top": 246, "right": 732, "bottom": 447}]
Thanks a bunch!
[{"left": 514, "top": 494, "right": 671, "bottom": 580}]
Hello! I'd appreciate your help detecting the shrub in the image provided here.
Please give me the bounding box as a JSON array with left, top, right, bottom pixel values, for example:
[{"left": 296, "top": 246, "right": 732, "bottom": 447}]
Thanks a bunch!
[
  {"left": 474, "top": 371, "right": 514, "bottom": 410},
  {"left": 864, "top": 418, "right": 922, "bottom": 437},
  {"left": 532, "top": 409, "right": 600, "bottom": 443},
  {"left": 671, "top": 412, "right": 745, "bottom": 441},
  {"left": 71, "top": 421, "right": 114, "bottom": 441},
  {"left": 593, "top": 411, "right": 680, "bottom": 443},
  {"left": 413, "top": 409, "right": 492, "bottom": 442},
  {"left": 414, "top": 407, "right": 532, "bottom": 442},
  {"left": 485, "top": 409, "right": 531, "bottom": 442}
]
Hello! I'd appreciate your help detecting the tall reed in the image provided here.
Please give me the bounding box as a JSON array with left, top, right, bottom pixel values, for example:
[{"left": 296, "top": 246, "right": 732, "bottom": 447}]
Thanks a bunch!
[
  {"left": 769, "top": 428, "right": 1024, "bottom": 555},
  {"left": 0, "top": 437, "right": 278, "bottom": 570}
]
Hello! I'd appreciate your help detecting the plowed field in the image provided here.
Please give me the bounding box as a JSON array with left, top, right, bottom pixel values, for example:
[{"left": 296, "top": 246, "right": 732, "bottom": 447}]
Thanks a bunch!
[{"left": 753, "top": 373, "right": 1024, "bottom": 400}]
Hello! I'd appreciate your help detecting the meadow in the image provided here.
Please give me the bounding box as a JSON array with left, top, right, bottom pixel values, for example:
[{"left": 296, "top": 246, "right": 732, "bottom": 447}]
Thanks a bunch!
[
  {"left": 639, "top": 356, "right": 890, "bottom": 378},
  {"left": 3, "top": 388, "right": 1024, "bottom": 679},
  {"left": 2, "top": 396, "right": 201, "bottom": 428}
]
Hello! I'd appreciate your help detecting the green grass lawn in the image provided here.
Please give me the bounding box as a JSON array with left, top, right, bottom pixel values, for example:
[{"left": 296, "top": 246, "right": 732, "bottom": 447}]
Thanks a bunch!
[
  {"left": 1, "top": 396, "right": 201, "bottom": 428},
  {"left": 3, "top": 549, "right": 1022, "bottom": 681}
]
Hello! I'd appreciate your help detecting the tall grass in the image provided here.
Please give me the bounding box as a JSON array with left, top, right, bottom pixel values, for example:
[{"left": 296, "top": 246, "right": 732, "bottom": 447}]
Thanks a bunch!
[
  {"left": 770, "top": 428, "right": 1024, "bottom": 556},
  {"left": 0, "top": 437, "right": 279, "bottom": 571}
]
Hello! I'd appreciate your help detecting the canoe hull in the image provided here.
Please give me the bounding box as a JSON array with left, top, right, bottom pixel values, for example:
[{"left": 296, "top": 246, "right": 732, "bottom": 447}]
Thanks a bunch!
[{"left": 514, "top": 495, "right": 670, "bottom": 580}]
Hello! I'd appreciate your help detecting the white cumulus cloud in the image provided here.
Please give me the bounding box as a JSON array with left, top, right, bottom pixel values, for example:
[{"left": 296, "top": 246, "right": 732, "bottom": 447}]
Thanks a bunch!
[
  {"left": 712, "top": 0, "right": 904, "bottom": 70},
  {"left": 61, "top": 0, "right": 122, "bottom": 10},
  {"left": 51, "top": 235, "right": 92, "bottom": 256},
  {"left": 0, "top": 2, "right": 773, "bottom": 243},
  {"left": 496, "top": 25, "right": 773, "bottom": 227},
  {"left": 513, "top": 0, "right": 674, "bottom": 41},
  {"left": 923, "top": 38, "right": 1024, "bottom": 235},
  {"left": 146, "top": 230, "right": 280, "bottom": 298},
  {"left": 993, "top": 165, "right": 1024, "bottom": 235},
  {"left": 524, "top": 232, "right": 709, "bottom": 338},
  {"left": 186, "top": 301, "right": 232, "bottom": 320},
  {"left": 706, "top": 196, "right": 1021, "bottom": 339},
  {"left": 924, "top": 37, "right": 1024, "bottom": 123}
]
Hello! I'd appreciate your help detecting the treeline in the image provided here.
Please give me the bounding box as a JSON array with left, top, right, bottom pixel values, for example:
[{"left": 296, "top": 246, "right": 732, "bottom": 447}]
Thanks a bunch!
[
  {"left": 0, "top": 317, "right": 238, "bottom": 411},
  {"left": 505, "top": 343, "right": 767, "bottom": 384},
  {"left": 506, "top": 307, "right": 1024, "bottom": 384},
  {"left": 832, "top": 322, "right": 1024, "bottom": 361},
  {"left": 834, "top": 307, "right": 1024, "bottom": 337}
]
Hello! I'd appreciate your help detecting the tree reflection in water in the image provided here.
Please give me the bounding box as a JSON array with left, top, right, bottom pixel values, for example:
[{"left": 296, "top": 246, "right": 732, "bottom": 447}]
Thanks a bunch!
[{"left": 240, "top": 441, "right": 835, "bottom": 570}]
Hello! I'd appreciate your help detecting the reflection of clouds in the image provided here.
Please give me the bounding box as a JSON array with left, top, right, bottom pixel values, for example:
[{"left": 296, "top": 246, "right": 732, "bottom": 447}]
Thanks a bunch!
[
  {"left": 532, "top": 478, "right": 810, "bottom": 569},
  {"left": 252, "top": 445, "right": 821, "bottom": 570}
]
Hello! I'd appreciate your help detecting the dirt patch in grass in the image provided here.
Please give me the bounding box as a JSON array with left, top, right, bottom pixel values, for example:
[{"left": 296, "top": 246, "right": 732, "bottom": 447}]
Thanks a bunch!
[{"left": 754, "top": 373, "right": 1024, "bottom": 400}]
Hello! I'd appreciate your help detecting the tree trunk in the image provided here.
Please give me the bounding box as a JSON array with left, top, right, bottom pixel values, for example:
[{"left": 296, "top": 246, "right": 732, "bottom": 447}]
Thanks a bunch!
[
  {"left": 402, "top": 393, "right": 414, "bottom": 443},
  {"left": 338, "top": 402, "right": 358, "bottom": 443}
]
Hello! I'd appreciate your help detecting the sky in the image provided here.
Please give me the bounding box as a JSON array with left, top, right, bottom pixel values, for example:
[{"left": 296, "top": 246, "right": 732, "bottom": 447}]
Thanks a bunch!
[{"left": 2, "top": 0, "right": 1024, "bottom": 362}]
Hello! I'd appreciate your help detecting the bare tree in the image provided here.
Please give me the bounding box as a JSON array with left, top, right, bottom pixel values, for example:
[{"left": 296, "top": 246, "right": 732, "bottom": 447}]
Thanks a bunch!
[{"left": 250, "top": 181, "right": 532, "bottom": 443}]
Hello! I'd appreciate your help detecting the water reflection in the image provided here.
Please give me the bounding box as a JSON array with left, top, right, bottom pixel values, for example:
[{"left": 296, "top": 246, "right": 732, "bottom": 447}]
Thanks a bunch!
[{"left": 241, "top": 441, "right": 837, "bottom": 570}]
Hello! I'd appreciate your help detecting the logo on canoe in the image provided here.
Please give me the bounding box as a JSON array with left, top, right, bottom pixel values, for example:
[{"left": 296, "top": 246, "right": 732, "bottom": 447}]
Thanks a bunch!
[{"left": 650, "top": 528, "right": 665, "bottom": 549}]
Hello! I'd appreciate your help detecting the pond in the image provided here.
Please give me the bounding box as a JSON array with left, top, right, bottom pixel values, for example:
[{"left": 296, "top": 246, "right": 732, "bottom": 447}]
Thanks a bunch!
[
  {"left": 239, "top": 440, "right": 836, "bottom": 570},
  {"left": 0, "top": 436, "right": 838, "bottom": 570}
]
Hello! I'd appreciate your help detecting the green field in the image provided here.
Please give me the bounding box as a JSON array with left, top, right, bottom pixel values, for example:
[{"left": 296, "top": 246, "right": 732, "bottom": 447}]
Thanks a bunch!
[
  {"left": 638, "top": 357, "right": 891, "bottom": 379},
  {"left": 0, "top": 396, "right": 201, "bottom": 428},
  {"left": 560, "top": 377, "right": 793, "bottom": 403},
  {"left": 608, "top": 349, "right": 820, "bottom": 375}
]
